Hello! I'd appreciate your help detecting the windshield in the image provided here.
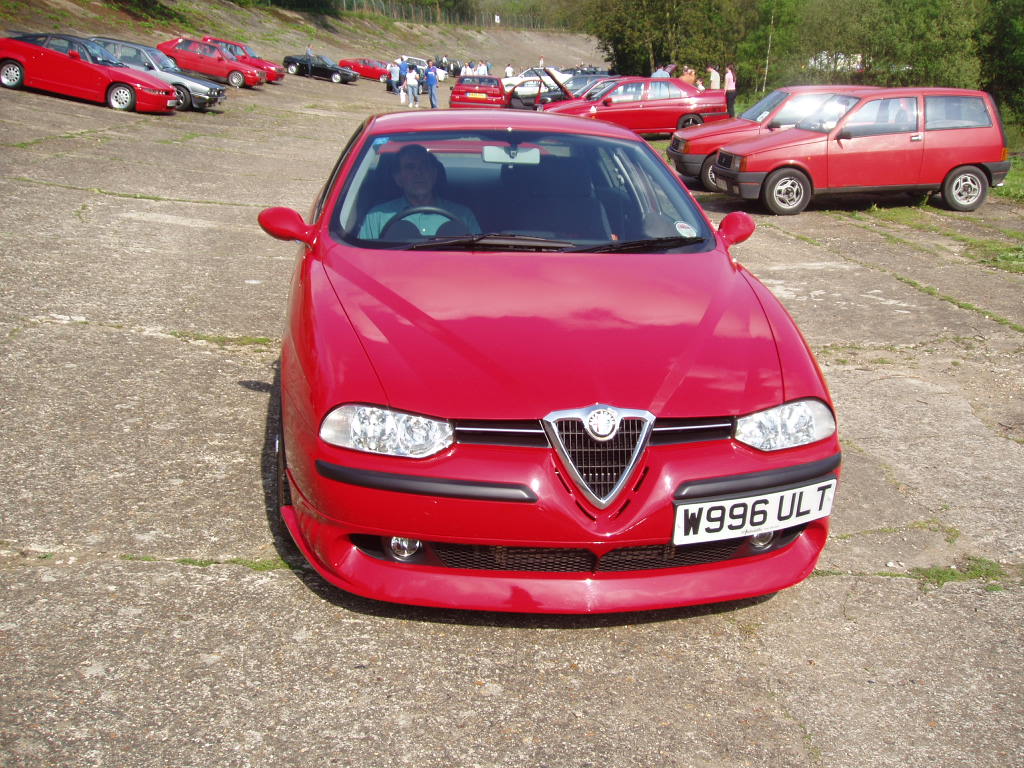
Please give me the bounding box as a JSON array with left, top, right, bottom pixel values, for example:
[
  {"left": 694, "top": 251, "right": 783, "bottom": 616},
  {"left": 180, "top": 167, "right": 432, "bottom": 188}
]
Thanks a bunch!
[
  {"left": 151, "top": 49, "right": 176, "bottom": 70},
  {"left": 585, "top": 79, "right": 621, "bottom": 101},
  {"left": 740, "top": 89, "right": 788, "bottom": 122},
  {"left": 796, "top": 94, "right": 860, "bottom": 132},
  {"left": 243, "top": 44, "right": 260, "bottom": 58},
  {"left": 79, "top": 38, "right": 122, "bottom": 66},
  {"left": 330, "top": 129, "right": 713, "bottom": 252}
]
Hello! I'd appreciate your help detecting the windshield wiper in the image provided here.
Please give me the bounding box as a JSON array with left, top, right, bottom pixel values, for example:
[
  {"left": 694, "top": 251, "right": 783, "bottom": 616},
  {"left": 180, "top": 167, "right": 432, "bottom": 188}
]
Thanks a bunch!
[
  {"left": 400, "top": 233, "right": 573, "bottom": 251},
  {"left": 563, "top": 235, "right": 706, "bottom": 253}
]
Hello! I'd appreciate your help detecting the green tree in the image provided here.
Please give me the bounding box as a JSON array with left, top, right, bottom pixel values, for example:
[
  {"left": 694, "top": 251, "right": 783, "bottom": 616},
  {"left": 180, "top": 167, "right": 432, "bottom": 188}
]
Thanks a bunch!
[{"left": 977, "top": 0, "right": 1024, "bottom": 114}]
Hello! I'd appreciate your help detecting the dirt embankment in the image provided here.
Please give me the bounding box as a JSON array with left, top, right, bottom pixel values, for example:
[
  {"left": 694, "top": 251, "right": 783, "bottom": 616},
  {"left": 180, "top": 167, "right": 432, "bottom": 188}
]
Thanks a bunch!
[{"left": 7, "top": 0, "right": 607, "bottom": 72}]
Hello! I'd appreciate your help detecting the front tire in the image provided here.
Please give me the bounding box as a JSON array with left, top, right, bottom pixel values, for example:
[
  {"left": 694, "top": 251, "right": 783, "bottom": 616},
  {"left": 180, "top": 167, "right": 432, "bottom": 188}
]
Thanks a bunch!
[
  {"left": 0, "top": 59, "right": 24, "bottom": 89},
  {"left": 227, "top": 70, "right": 245, "bottom": 88},
  {"left": 677, "top": 114, "right": 703, "bottom": 130},
  {"left": 173, "top": 84, "right": 192, "bottom": 111},
  {"left": 942, "top": 166, "right": 988, "bottom": 212},
  {"left": 107, "top": 84, "right": 136, "bottom": 111},
  {"left": 762, "top": 167, "right": 811, "bottom": 215},
  {"left": 699, "top": 155, "right": 718, "bottom": 192},
  {"left": 286, "top": 63, "right": 298, "bottom": 75},
  {"left": 330, "top": 72, "right": 341, "bottom": 83}
]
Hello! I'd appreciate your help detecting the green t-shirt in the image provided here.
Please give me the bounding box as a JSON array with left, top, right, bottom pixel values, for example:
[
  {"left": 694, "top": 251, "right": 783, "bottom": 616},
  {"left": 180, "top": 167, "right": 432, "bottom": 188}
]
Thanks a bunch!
[{"left": 358, "top": 196, "right": 481, "bottom": 239}]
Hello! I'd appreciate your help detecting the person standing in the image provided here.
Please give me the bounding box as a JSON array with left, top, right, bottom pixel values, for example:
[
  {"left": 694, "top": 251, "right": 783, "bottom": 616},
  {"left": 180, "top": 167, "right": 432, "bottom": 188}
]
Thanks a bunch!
[
  {"left": 304, "top": 42, "right": 314, "bottom": 77},
  {"left": 405, "top": 65, "right": 420, "bottom": 108},
  {"left": 652, "top": 64, "right": 669, "bottom": 78},
  {"left": 398, "top": 55, "right": 409, "bottom": 104},
  {"left": 387, "top": 58, "right": 400, "bottom": 94},
  {"left": 425, "top": 59, "right": 439, "bottom": 109},
  {"left": 504, "top": 62, "right": 514, "bottom": 78},
  {"left": 706, "top": 65, "right": 720, "bottom": 89},
  {"left": 724, "top": 64, "right": 737, "bottom": 116}
]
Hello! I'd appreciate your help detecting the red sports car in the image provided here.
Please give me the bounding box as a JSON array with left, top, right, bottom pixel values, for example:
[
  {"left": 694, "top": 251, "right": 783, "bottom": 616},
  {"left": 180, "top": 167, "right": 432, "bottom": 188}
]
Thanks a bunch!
[
  {"left": 339, "top": 57, "right": 390, "bottom": 82},
  {"left": 545, "top": 76, "right": 729, "bottom": 135},
  {"left": 203, "top": 35, "right": 285, "bottom": 82},
  {"left": 258, "top": 109, "right": 841, "bottom": 614},
  {"left": 0, "top": 32, "right": 176, "bottom": 113},
  {"left": 157, "top": 37, "right": 264, "bottom": 88}
]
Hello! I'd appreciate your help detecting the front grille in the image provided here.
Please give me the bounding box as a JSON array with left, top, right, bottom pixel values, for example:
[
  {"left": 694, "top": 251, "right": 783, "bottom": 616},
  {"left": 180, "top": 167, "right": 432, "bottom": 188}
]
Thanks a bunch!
[
  {"left": 432, "top": 537, "right": 754, "bottom": 572},
  {"left": 453, "top": 417, "right": 731, "bottom": 448},
  {"left": 717, "top": 151, "right": 735, "bottom": 169},
  {"left": 556, "top": 417, "right": 647, "bottom": 500}
]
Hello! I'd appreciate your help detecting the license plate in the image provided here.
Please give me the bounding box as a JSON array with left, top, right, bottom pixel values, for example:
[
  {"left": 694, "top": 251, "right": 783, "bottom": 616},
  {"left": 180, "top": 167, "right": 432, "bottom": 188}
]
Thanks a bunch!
[
  {"left": 715, "top": 178, "right": 728, "bottom": 191},
  {"left": 167, "top": 99, "right": 177, "bottom": 107},
  {"left": 673, "top": 479, "right": 836, "bottom": 545},
  {"left": 467, "top": 92, "right": 487, "bottom": 99}
]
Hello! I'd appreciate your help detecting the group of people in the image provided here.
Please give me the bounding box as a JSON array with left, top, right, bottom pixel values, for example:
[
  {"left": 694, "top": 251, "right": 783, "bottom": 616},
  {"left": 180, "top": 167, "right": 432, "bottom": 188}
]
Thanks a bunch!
[
  {"left": 386, "top": 55, "right": 443, "bottom": 109},
  {"left": 651, "top": 62, "right": 738, "bottom": 115}
]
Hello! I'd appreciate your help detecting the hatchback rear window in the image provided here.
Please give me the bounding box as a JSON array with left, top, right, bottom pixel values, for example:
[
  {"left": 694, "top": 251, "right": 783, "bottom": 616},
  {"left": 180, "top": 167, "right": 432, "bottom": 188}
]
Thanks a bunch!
[
  {"left": 460, "top": 77, "right": 501, "bottom": 87},
  {"left": 925, "top": 96, "right": 992, "bottom": 130}
]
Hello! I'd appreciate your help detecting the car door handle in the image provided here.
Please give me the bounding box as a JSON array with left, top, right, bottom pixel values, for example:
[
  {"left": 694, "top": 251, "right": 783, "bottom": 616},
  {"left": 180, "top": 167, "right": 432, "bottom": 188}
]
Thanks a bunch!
[{"left": 910, "top": 134, "right": 923, "bottom": 142}]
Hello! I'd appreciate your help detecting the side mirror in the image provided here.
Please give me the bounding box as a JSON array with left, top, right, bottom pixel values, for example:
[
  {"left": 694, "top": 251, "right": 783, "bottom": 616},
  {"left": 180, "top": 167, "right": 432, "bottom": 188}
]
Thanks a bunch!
[
  {"left": 258, "top": 207, "right": 315, "bottom": 247},
  {"left": 718, "top": 211, "right": 756, "bottom": 247},
  {"left": 68, "top": 50, "right": 81, "bottom": 60},
  {"left": 837, "top": 128, "right": 852, "bottom": 140},
  {"left": 602, "top": 97, "right": 612, "bottom": 106}
]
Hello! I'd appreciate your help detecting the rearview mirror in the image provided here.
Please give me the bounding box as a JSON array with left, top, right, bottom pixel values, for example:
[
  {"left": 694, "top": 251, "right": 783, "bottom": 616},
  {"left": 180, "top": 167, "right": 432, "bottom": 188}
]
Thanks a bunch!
[{"left": 482, "top": 145, "right": 540, "bottom": 165}]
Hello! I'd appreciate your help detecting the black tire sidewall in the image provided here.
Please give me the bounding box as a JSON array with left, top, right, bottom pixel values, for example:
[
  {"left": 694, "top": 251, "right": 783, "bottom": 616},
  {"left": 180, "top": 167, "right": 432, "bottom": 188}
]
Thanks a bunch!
[{"left": 763, "top": 168, "right": 810, "bottom": 215}]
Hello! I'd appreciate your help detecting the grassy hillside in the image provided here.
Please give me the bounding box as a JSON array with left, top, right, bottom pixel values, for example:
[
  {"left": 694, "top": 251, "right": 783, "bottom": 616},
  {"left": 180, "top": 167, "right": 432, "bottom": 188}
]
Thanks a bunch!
[{"left": 0, "top": 0, "right": 606, "bottom": 72}]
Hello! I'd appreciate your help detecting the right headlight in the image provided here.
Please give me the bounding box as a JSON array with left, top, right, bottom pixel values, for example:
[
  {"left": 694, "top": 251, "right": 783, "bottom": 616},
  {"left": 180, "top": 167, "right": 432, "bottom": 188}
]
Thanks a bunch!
[
  {"left": 320, "top": 404, "right": 453, "bottom": 459},
  {"left": 735, "top": 399, "right": 836, "bottom": 452}
]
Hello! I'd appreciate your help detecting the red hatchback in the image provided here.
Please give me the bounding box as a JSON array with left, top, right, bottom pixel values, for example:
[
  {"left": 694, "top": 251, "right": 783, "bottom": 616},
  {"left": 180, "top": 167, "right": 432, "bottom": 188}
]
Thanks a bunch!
[
  {"left": 202, "top": 35, "right": 284, "bottom": 82},
  {"left": 257, "top": 109, "right": 841, "bottom": 614},
  {"left": 339, "top": 57, "right": 389, "bottom": 82},
  {"left": 714, "top": 87, "right": 1011, "bottom": 214},
  {"left": 668, "top": 85, "right": 872, "bottom": 190},
  {"left": 448, "top": 75, "right": 508, "bottom": 108},
  {"left": 0, "top": 32, "right": 176, "bottom": 113},
  {"left": 545, "top": 76, "right": 729, "bottom": 134},
  {"left": 157, "top": 37, "right": 263, "bottom": 88}
]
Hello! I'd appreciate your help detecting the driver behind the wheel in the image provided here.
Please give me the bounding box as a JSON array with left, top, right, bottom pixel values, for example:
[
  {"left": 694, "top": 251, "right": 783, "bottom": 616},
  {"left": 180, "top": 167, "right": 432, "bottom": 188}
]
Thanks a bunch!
[{"left": 358, "top": 144, "right": 480, "bottom": 239}]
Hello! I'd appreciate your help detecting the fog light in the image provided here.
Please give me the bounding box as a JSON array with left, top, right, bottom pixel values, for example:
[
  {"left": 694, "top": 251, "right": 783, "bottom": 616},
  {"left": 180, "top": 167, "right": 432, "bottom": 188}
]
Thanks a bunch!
[
  {"left": 389, "top": 537, "right": 422, "bottom": 560},
  {"left": 749, "top": 531, "right": 775, "bottom": 550}
]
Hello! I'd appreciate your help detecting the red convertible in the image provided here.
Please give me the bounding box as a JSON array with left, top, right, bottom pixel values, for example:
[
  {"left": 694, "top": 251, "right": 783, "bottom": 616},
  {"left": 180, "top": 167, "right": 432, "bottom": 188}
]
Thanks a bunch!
[
  {"left": 157, "top": 37, "right": 264, "bottom": 88},
  {"left": 0, "top": 32, "right": 176, "bottom": 113},
  {"left": 257, "top": 109, "right": 841, "bottom": 613},
  {"left": 545, "top": 76, "right": 729, "bottom": 134},
  {"left": 202, "top": 35, "right": 285, "bottom": 82}
]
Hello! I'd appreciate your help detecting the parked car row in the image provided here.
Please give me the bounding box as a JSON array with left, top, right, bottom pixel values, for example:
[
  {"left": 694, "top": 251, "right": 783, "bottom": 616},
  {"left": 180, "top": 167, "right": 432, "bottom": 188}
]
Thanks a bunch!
[
  {"left": 0, "top": 30, "right": 367, "bottom": 114},
  {"left": 668, "top": 85, "right": 1010, "bottom": 214}
]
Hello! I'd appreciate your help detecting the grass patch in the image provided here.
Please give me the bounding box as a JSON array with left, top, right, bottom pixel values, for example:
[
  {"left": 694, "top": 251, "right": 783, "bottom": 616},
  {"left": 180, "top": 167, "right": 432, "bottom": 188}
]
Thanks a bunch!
[
  {"left": 910, "top": 556, "right": 1006, "bottom": 589},
  {"left": 993, "top": 155, "right": 1024, "bottom": 203},
  {"left": 891, "top": 274, "right": 1024, "bottom": 333},
  {"left": 169, "top": 330, "right": 273, "bottom": 347},
  {"left": 175, "top": 556, "right": 289, "bottom": 571}
]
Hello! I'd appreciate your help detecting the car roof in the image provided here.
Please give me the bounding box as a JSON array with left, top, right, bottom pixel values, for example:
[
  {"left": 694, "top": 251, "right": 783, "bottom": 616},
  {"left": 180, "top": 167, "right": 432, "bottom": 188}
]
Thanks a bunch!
[
  {"left": 90, "top": 36, "right": 157, "bottom": 51},
  {"left": 365, "top": 108, "right": 641, "bottom": 141}
]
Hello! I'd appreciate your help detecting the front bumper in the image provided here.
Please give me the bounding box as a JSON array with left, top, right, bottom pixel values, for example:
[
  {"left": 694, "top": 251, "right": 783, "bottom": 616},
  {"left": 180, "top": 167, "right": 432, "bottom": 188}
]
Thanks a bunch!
[
  {"left": 714, "top": 167, "right": 768, "bottom": 200},
  {"left": 667, "top": 146, "right": 705, "bottom": 177},
  {"left": 280, "top": 422, "right": 841, "bottom": 612}
]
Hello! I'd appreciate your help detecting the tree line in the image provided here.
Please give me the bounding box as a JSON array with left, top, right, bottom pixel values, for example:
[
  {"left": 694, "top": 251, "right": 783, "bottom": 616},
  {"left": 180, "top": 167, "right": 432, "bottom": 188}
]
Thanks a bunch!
[{"left": 580, "top": 0, "right": 1022, "bottom": 116}]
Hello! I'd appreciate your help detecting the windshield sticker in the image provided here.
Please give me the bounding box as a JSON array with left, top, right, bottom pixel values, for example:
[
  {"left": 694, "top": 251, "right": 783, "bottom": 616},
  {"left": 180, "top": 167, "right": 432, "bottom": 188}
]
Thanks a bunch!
[{"left": 675, "top": 221, "right": 698, "bottom": 237}]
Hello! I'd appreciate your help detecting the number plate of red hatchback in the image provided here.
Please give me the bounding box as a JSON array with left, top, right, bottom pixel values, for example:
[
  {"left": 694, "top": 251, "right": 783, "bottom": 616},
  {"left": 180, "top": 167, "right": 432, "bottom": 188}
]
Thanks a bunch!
[{"left": 673, "top": 479, "right": 837, "bottom": 545}]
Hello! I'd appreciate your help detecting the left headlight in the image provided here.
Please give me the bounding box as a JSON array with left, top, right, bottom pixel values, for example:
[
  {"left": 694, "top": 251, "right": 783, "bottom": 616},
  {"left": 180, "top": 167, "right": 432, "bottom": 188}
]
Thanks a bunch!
[
  {"left": 735, "top": 399, "right": 836, "bottom": 452},
  {"left": 320, "top": 404, "right": 454, "bottom": 458}
]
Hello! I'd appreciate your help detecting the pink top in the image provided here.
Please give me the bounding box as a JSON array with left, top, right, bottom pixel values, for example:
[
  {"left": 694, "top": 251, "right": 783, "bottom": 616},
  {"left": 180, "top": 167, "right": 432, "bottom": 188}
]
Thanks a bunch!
[{"left": 725, "top": 70, "right": 736, "bottom": 91}]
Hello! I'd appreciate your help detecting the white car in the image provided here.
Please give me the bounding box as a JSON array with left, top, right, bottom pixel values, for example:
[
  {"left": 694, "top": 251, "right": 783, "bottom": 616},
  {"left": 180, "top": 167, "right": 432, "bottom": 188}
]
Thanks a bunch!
[
  {"left": 501, "top": 66, "right": 568, "bottom": 93},
  {"left": 403, "top": 55, "right": 446, "bottom": 80}
]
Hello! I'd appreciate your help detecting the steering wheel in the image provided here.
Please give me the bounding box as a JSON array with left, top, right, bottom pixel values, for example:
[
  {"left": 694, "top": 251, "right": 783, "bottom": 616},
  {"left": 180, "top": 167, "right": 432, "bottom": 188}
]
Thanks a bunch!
[{"left": 379, "top": 206, "right": 468, "bottom": 239}]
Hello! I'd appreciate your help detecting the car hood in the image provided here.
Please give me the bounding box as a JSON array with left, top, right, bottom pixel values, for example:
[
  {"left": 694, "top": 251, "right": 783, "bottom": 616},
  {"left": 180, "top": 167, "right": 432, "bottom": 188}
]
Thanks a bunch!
[
  {"left": 544, "top": 100, "right": 593, "bottom": 116},
  {"left": 676, "top": 117, "right": 758, "bottom": 141},
  {"left": 720, "top": 128, "right": 826, "bottom": 155},
  {"left": 319, "top": 245, "right": 783, "bottom": 419}
]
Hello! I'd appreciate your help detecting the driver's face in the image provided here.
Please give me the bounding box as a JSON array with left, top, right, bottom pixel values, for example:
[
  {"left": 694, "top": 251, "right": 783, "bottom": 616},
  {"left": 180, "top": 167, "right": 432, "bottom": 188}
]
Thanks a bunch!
[{"left": 394, "top": 153, "right": 438, "bottom": 203}]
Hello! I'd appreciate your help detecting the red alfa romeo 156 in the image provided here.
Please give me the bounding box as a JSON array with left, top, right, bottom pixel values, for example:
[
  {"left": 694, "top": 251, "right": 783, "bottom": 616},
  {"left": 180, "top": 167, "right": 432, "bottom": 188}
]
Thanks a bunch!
[{"left": 259, "top": 109, "right": 841, "bottom": 613}]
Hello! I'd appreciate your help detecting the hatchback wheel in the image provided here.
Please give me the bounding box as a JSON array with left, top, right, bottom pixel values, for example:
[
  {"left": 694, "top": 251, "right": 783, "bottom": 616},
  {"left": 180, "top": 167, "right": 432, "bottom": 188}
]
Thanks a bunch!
[
  {"left": 107, "top": 84, "right": 136, "bottom": 111},
  {"left": 699, "top": 155, "right": 718, "bottom": 192},
  {"left": 228, "top": 70, "right": 245, "bottom": 88},
  {"left": 331, "top": 72, "right": 341, "bottom": 83},
  {"left": 763, "top": 168, "right": 811, "bottom": 215},
  {"left": 173, "top": 84, "right": 192, "bottom": 110},
  {"left": 942, "top": 166, "right": 988, "bottom": 212},
  {"left": 0, "top": 59, "right": 24, "bottom": 89}
]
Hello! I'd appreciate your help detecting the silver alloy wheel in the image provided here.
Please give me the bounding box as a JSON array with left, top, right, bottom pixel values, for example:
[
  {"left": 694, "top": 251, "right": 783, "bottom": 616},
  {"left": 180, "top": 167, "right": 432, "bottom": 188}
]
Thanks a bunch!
[
  {"left": 0, "top": 61, "right": 23, "bottom": 88},
  {"left": 771, "top": 176, "right": 805, "bottom": 210},
  {"left": 107, "top": 84, "right": 134, "bottom": 110},
  {"left": 228, "top": 70, "right": 245, "bottom": 88},
  {"left": 286, "top": 63, "right": 297, "bottom": 74},
  {"left": 174, "top": 85, "right": 191, "bottom": 110},
  {"left": 331, "top": 72, "right": 341, "bottom": 83},
  {"left": 951, "top": 172, "right": 982, "bottom": 207}
]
